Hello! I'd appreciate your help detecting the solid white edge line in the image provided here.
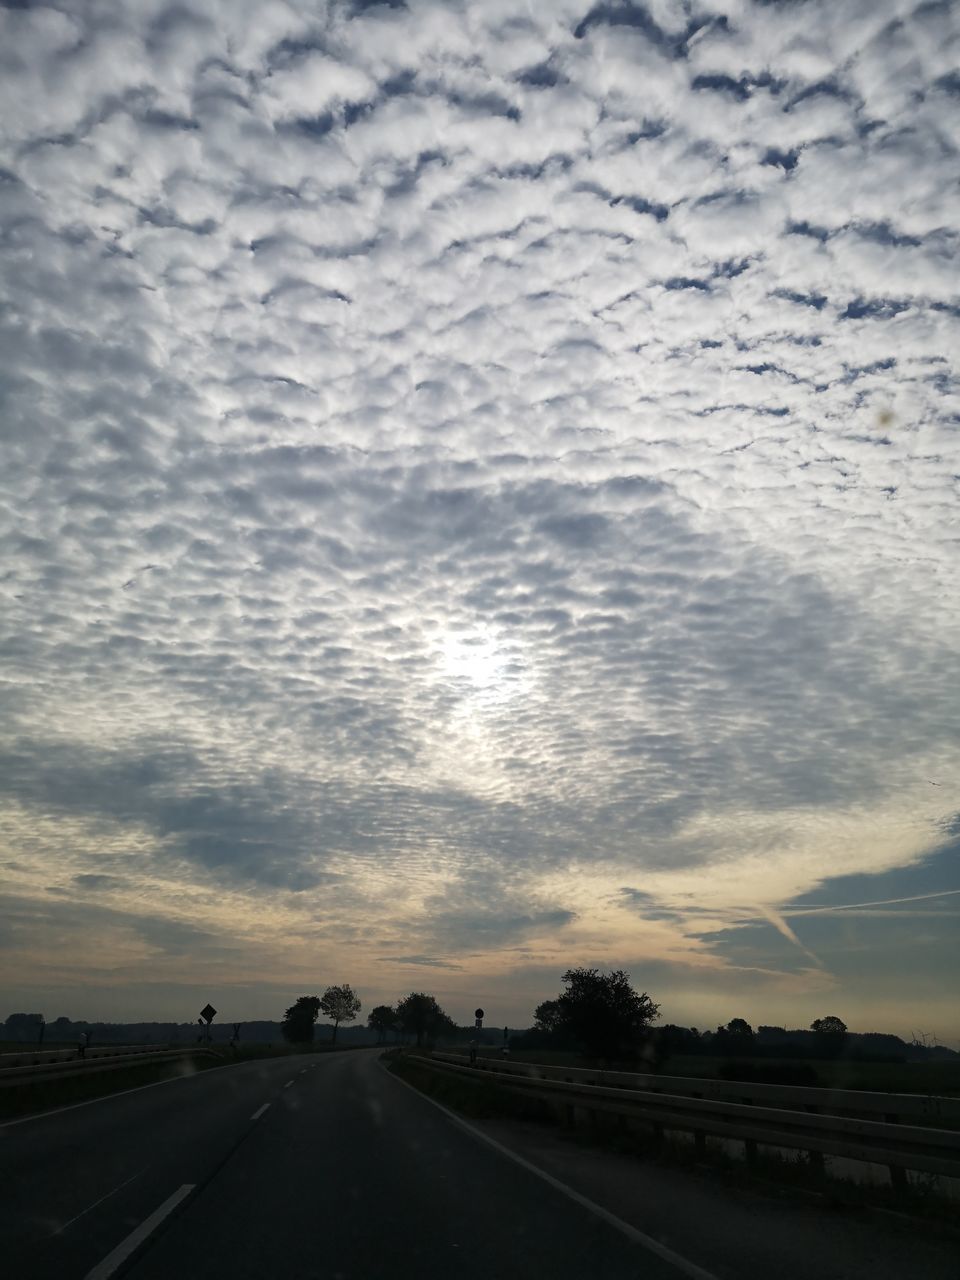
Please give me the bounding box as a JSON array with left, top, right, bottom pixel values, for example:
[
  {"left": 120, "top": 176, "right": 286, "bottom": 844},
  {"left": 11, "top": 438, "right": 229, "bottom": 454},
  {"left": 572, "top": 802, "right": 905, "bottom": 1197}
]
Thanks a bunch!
[
  {"left": 84, "top": 1183, "right": 194, "bottom": 1280},
  {"left": 251, "top": 1102, "right": 270, "bottom": 1120},
  {"left": 383, "top": 1062, "right": 720, "bottom": 1280}
]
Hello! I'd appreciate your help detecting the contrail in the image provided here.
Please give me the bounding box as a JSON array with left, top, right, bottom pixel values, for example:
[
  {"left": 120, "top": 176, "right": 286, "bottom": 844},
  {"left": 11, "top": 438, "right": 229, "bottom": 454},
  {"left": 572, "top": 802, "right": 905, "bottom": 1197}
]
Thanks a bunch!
[
  {"left": 755, "top": 903, "right": 824, "bottom": 967},
  {"left": 784, "top": 888, "right": 960, "bottom": 915}
]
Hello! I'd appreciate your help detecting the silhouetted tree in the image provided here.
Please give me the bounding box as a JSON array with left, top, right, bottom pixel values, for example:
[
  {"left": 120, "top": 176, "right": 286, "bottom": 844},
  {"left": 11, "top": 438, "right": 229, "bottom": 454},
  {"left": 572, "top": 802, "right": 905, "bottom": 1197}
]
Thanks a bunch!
[
  {"left": 533, "top": 999, "right": 562, "bottom": 1035},
  {"left": 654, "top": 1024, "right": 701, "bottom": 1058},
  {"left": 811, "top": 1015, "right": 847, "bottom": 1057},
  {"left": 319, "top": 984, "right": 361, "bottom": 1044},
  {"left": 367, "top": 1005, "right": 398, "bottom": 1044},
  {"left": 280, "top": 996, "right": 321, "bottom": 1044},
  {"left": 550, "top": 968, "right": 660, "bottom": 1061},
  {"left": 396, "top": 992, "right": 456, "bottom": 1047},
  {"left": 3, "top": 1013, "right": 44, "bottom": 1044},
  {"left": 715, "top": 1018, "right": 755, "bottom": 1054},
  {"left": 726, "top": 1018, "right": 754, "bottom": 1037},
  {"left": 811, "top": 1016, "right": 847, "bottom": 1035}
]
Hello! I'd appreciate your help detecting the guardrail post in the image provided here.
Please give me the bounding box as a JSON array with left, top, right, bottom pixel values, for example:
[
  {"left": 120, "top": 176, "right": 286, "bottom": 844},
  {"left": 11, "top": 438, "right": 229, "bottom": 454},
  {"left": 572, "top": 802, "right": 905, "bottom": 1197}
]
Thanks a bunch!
[
  {"left": 740, "top": 1096, "right": 758, "bottom": 1164},
  {"left": 802, "top": 1106, "right": 825, "bottom": 1174},
  {"left": 884, "top": 1112, "right": 907, "bottom": 1190},
  {"left": 690, "top": 1092, "right": 706, "bottom": 1156}
]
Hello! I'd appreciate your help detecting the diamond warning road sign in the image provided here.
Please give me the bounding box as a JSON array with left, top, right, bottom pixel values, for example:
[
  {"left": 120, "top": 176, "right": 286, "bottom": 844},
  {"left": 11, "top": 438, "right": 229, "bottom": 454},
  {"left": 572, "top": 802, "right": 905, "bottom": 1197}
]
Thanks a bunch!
[{"left": 200, "top": 1003, "right": 217, "bottom": 1023}]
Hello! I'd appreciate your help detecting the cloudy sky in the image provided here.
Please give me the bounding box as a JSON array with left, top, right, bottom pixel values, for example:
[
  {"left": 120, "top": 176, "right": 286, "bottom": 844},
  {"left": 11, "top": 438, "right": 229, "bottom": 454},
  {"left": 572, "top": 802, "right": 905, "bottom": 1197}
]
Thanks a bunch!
[{"left": 1, "top": 0, "right": 958, "bottom": 1041}]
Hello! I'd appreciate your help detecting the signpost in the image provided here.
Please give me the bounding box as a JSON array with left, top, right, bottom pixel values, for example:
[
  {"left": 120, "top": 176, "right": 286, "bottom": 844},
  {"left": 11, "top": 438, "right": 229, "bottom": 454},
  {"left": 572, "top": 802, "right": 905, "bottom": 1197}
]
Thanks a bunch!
[
  {"left": 200, "top": 1003, "right": 217, "bottom": 1045},
  {"left": 471, "top": 1008, "right": 484, "bottom": 1065}
]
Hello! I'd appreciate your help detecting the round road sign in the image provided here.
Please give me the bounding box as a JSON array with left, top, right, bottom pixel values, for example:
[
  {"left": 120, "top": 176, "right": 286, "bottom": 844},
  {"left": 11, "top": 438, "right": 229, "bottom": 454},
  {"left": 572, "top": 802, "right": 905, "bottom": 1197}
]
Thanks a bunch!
[{"left": 474, "top": 1008, "right": 485, "bottom": 1020}]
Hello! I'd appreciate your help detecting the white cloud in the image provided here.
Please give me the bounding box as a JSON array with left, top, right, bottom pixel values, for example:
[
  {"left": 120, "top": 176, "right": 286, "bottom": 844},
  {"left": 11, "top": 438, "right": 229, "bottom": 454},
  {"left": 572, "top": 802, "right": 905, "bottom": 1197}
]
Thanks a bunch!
[{"left": 0, "top": 0, "right": 957, "bottom": 1028}]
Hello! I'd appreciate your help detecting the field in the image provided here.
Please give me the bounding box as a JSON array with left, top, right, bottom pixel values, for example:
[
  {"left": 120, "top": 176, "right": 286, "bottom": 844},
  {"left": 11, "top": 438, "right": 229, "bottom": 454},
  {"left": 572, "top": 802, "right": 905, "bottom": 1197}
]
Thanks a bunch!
[
  {"left": 662, "top": 1054, "right": 960, "bottom": 1096},
  {"left": 470, "top": 1046, "right": 960, "bottom": 1096}
]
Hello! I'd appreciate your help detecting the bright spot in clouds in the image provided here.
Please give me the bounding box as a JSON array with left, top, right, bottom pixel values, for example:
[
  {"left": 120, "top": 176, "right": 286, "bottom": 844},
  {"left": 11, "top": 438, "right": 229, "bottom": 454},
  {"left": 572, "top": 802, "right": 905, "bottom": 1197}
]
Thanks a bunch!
[{"left": 440, "top": 631, "right": 509, "bottom": 689}]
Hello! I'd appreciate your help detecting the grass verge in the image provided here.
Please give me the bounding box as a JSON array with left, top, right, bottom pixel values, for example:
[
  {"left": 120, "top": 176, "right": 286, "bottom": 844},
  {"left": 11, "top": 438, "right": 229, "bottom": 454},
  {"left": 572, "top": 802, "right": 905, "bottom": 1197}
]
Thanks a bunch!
[
  {"left": 0, "top": 1053, "right": 225, "bottom": 1122},
  {"left": 385, "top": 1049, "right": 554, "bottom": 1123}
]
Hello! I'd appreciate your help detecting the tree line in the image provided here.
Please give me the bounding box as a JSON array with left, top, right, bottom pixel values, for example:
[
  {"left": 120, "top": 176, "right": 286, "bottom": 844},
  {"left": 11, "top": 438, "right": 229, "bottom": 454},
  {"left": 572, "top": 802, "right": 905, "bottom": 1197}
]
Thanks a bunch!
[
  {"left": 281, "top": 985, "right": 362, "bottom": 1044},
  {"left": 522, "top": 972, "right": 859, "bottom": 1063},
  {"left": 10, "top": 970, "right": 952, "bottom": 1064},
  {"left": 280, "top": 988, "right": 458, "bottom": 1047}
]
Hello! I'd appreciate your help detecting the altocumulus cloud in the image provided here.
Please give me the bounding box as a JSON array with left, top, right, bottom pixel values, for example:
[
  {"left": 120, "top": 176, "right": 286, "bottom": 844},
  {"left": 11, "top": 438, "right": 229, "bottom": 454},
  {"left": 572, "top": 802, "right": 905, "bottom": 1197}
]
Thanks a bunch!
[{"left": 0, "top": 0, "right": 958, "bottom": 1030}]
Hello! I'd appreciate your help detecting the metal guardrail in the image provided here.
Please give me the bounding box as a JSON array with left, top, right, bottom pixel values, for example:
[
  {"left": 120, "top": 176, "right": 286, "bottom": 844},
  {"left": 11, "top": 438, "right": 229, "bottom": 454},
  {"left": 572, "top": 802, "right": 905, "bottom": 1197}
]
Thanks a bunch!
[
  {"left": 0, "top": 1047, "right": 221, "bottom": 1087},
  {"left": 1, "top": 1044, "right": 179, "bottom": 1068},
  {"left": 411, "top": 1054, "right": 960, "bottom": 1185},
  {"left": 430, "top": 1051, "right": 960, "bottom": 1125}
]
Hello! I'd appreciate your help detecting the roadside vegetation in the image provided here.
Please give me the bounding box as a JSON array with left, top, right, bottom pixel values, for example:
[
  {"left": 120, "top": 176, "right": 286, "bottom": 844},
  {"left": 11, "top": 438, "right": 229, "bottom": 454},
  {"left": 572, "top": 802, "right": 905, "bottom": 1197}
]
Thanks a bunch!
[{"left": 0, "top": 1051, "right": 223, "bottom": 1122}]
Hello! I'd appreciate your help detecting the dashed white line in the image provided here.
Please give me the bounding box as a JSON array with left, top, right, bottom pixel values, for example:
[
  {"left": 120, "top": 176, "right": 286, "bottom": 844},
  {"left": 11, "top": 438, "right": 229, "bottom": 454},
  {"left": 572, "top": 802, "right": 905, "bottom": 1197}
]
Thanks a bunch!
[
  {"left": 284, "top": 1079, "right": 294, "bottom": 1088},
  {"left": 251, "top": 1103, "right": 270, "bottom": 1121},
  {"left": 53, "top": 1171, "right": 142, "bottom": 1236},
  {"left": 85, "top": 1183, "right": 194, "bottom": 1280}
]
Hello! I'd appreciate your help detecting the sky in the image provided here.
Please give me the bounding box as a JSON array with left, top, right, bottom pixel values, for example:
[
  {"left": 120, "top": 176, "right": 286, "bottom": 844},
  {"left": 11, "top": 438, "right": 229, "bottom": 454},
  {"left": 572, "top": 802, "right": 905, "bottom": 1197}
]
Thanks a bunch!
[{"left": 1, "top": 0, "right": 958, "bottom": 1043}]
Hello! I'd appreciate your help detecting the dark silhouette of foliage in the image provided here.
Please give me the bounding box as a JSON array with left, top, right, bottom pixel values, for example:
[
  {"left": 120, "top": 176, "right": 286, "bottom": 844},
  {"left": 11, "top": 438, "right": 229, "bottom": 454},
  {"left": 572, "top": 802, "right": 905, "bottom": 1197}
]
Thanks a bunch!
[
  {"left": 396, "top": 992, "right": 456, "bottom": 1046},
  {"left": 533, "top": 999, "right": 562, "bottom": 1034},
  {"left": 281, "top": 995, "right": 320, "bottom": 1044},
  {"left": 725, "top": 1018, "right": 754, "bottom": 1037},
  {"left": 4, "top": 1012, "right": 45, "bottom": 1043},
  {"left": 550, "top": 968, "right": 660, "bottom": 1061},
  {"left": 650, "top": 1023, "right": 701, "bottom": 1064},
  {"left": 811, "top": 1014, "right": 848, "bottom": 1057},
  {"left": 367, "top": 1004, "right": 398, "bottom": 1043},
  {"left": 811, "top": 1015, "right": 847, "bottom": 1035},
  {"left": 319, "top": 984, "right": 361, "bottom": 1044},
  {"left": 714, "top": 1018, "right": 756, "bottom": 1054}
]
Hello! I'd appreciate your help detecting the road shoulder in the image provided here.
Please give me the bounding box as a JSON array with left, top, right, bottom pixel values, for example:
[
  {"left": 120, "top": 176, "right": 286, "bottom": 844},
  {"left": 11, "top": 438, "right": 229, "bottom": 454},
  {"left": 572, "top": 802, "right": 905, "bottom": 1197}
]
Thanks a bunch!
[{"left": 385, "top": 1060, "right": 959, "bottom": 1280}]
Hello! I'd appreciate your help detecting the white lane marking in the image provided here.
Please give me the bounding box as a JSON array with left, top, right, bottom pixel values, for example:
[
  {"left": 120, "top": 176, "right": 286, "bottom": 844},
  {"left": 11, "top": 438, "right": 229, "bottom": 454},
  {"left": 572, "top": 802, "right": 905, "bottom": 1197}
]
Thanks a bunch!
[
  {"left": 384, "top": 1064, "right": 719, "bottom": 1280},
  {"left": 85, "top": 1183, "right": 194, "bottom": 1280},
  {"left": 53, "top": 1171, "right": 142, "bottom": 1236},
  {"left": 251, "top": 1103, "right": 270, "bottom": 1121},
  {"left": 284, "top": 1079, "right": 294, "bottom": 1088},
  {"left": 299, "top": 1068, "right": 307, "bottom": 1074},
  {"left": 0, "top": 1055, "right": 321, "bottom": 1129}
]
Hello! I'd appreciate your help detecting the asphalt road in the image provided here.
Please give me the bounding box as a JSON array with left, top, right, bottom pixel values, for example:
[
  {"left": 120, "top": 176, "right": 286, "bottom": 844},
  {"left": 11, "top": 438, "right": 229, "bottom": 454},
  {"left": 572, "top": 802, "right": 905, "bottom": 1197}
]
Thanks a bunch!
[{"left": 2, "top": 1048, "right": 703, "bottom": 1280}]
